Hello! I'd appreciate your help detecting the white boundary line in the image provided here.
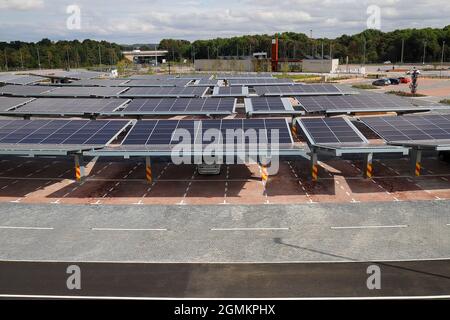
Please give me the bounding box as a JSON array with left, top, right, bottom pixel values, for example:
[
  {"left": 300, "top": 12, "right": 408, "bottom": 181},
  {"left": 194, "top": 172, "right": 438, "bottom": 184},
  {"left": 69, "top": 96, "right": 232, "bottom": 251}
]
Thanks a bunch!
[
  {"left": 0, "top": 257, "right": 450, "bottom": 264},
  {"left": 0, "top": 226, "right": 54, "bottom": 230},
  {"left": 211, "top": 227, "right": 289, "bottom": 231},
  {"left": 331, "top": 225, "right": 408, "bottom": 230},
  {"left": 91, "top": 228, "right": 167, "bottom": 232},
  {"left": 0, "top": 294, "right": 449, "bottom": 300}
]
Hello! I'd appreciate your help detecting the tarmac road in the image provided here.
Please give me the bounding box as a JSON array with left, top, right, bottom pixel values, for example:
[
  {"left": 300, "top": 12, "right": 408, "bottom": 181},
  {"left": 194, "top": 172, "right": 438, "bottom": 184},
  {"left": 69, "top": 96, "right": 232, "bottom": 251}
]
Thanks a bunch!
[{"left": 0, "top": 260, "right": 449, "bottom": 298}]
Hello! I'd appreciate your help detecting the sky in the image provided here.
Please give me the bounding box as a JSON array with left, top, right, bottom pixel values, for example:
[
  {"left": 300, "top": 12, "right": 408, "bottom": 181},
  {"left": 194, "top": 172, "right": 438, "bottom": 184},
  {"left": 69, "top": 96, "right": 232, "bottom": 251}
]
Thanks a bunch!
[{"left": 0, "top": 0, "right": 449, "bottom": 44}]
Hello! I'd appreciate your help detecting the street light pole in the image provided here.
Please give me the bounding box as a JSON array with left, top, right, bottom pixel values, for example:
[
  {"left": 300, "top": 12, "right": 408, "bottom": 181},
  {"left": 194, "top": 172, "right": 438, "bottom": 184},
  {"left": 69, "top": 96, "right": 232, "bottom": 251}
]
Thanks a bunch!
[
  {"left": 422, "top": 41, "right": 427, "bottom": 64},
  {"left": 37, "top": 46, "right": 41, "bottom": 70},
  {"left": 400, "top": 39, "right": 405, "bottom": 64},
  {"left": 441, "top": 41, "right": 446, "bottom": 78}
]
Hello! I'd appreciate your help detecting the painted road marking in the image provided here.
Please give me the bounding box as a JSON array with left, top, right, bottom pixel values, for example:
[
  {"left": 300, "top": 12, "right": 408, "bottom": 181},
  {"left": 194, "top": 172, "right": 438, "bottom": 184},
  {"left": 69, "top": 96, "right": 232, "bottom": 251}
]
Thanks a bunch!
[
  {"left": 331, "top": 225, "right": 408, "bottom": 230},
  {"left": 0, "top": 226, "right": 54, "bottom": 230},
  {"left": 211, "top": 227, "right": 290, "bottom": 231},
  {"left": 91, "top": 228, "right": 167, "bottom": 232}
]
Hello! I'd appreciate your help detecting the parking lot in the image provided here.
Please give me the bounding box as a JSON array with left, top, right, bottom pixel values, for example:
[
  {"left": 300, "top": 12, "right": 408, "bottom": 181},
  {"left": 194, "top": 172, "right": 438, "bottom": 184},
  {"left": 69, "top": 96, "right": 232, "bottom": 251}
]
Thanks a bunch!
[{"left": 0, "top": 155, "right": 449, "bottom": 206}]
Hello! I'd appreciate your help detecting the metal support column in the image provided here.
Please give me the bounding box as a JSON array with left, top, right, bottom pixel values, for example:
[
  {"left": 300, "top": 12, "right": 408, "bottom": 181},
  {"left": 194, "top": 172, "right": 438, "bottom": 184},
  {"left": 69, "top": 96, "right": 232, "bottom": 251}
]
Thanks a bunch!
[
  {"left": 145, "top": 156, "right": 153, "bottom": 183},
  {"left": 310, "top": 151, "right": 318, "bottom": 181},
  {"left": 363, "top": 153, "right": 374, "bottom": 179},
  {"left": 410, "top": 149, "right": 422, "bottom": 177},
  {"left": 74, "top": 154, "right": 85, "bottom": 183}
]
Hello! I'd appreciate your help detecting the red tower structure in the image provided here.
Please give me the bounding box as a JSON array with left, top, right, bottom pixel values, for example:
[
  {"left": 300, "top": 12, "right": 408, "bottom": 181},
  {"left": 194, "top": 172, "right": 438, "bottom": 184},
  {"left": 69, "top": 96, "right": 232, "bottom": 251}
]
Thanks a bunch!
[{"left": 271, "top": 37, "right": 279, "bottom": 72}]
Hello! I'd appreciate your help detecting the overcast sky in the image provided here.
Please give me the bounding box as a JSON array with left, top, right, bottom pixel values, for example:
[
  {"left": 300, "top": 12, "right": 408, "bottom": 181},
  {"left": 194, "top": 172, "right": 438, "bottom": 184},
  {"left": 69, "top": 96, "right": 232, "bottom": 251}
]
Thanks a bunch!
[{"left": 0, "top": 0, "right": 449, "bottom": 44}]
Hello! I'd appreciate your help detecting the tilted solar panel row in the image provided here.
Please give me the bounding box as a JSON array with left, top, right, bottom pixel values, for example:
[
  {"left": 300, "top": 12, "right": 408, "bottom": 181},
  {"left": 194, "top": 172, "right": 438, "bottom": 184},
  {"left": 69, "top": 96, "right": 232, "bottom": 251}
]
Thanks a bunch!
[
  {"left": 123, "top": 119, "right": 293, "bottom": 146},
  {"left": 0, "top": 119, "right": 130, "bottom": 146}
]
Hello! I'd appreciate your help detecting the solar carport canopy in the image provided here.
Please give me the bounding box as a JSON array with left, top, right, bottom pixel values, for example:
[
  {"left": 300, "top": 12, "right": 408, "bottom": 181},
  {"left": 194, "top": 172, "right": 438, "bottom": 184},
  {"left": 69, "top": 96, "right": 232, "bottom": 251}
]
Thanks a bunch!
[
  {"left": 41, "top": 86, "right": 127, "bottom": 97},
  {"left": 6, "top": 98, "right": 130, "bottom": 116},
  {"left": 360, "top": 115, "right": 450, "bottom": 150},
  {"left": 120, "top": 86, "right": 207, "bottom": 98},
  {"left": 229, "top": 78, "right": 294, "bottom": 86},
  {"left": 116, "top": 98, "right": 236, "bottom": 116},
  {"left": 212, "top": 86, "right": 248, "bottom": 97},
  {"left": 244, "top": 97, "right": 303, "bottom": 116},
  {"left": 298, "top": 117, "right": 367, "bottom": 145},
  {"left": 255, "top": 84, "right": 348, "bottom": 96},
  {"left": 0, "top": 119, "right": 130, "bottom": 155},
  {"left": 121, "top": 79, "right": 191, "bottom": 87},
  {"left": 0, "top": 97, "right": 34, "bottom": 111},
  {"left": 297, "top": 94, "right": 440, "bottom": 114},
  {"left": 122, "top": 119, "right": 294, "bottom": 146},
  {"left": 60, "top": 79, "right": 130, "bottom": 87},
  {"left": 0, "top": 85, "right": 55, "bottom": 97},
  {"left": 0, "top": 75, "right": 46, "bottom": 85}
]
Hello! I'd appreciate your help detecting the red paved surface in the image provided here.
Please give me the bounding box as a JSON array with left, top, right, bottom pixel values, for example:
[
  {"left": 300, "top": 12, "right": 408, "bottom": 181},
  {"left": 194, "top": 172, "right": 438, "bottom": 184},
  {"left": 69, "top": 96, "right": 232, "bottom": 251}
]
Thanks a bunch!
[{"left": 0, "top": 156, "right": 449, "bottom": 205}]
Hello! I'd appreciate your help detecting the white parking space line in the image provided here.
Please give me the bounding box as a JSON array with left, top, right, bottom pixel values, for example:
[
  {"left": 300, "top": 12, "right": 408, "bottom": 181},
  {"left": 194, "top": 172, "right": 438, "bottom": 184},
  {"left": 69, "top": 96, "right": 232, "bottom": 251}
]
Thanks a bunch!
[
  {"left": 331, "top": 225, "right": 408, "bottom": 230},
  {"left": 0, "top": 226, "right": 54, "bottom": 230},
  {"left": 91, "top": 228, "right": 167, "bottom": 232},
  {"left": 211, "top": 227, "right": 290, "bottom": 231}
]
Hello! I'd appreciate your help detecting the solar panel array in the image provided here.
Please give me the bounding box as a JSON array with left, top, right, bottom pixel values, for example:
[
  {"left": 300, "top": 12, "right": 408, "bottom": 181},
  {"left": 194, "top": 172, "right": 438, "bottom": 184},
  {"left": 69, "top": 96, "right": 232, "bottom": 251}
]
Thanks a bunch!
[
  {"left": 120, "top": 86, "right": 206, "bottom": 98},
  {"left": 41, "top": 86, "right": 127, "bottom": 97},
  {"left": 188, "top": 79, "right": 220, "bottom": 87},
  {"left": 297, "top": 94, "right": 428, "bottom": 114},
  {"left": 0, "top": 75, "right": 45, "bottom": 85},
  {"left": 216, "top": 73, "right": 274, "bottom": 80},
  {"left": 8, "top": 98, "right": 129, "bottom": 115},
  {"left": 255, "top": 84, "right": 343, "bottom": 96},
  {"left": 229, "top": 78, "right": 294, "bottom": 86},
  {"left": 0, "top": 85, "right": 55, "bottom": 97},
  {"left": 212, "top": 86, "right": 248, "bottom": 97},
  {"left": 119, "top": 98, "right": 235, "bottom": 115},
  {"left": 0, "top": 119, "right": 129, "bottom": 146},
  {"left": 245, "top": 97, "right": 302, "bottom": 115},
  {"left": 122, "top": 79, "right": 191, "bottom": 87},
  {"left": 123, "top": 119, "right": 293, "bottom": 146},
  {"left": 0, "top": 97, "right": 34, "bottom": 112},
  {"left": 360, "top": 115, "right": 450, "bottom": 142},
  {"left": 299, "top": 117, "right": 366, "bottom": 144},
  {"left": 62, "top": 79, "right": 130, "bottom": 87}
]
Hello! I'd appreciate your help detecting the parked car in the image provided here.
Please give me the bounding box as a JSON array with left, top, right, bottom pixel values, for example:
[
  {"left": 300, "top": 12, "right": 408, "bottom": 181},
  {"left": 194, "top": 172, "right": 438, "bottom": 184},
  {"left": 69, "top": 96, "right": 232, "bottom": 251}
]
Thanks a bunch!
[
  {"left": 372, "top": 79, "right": 391, "bottom": 86},
  {"left": 398, "top": 77, "right": 411, "bottom": 84},
  {"left": 389, "top": 78, "right": 400, "bottom": 85}
]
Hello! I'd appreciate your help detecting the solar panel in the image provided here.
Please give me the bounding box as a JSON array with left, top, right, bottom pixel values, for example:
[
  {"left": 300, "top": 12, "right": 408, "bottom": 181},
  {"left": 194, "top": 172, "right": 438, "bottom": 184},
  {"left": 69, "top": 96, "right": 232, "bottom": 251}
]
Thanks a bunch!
[
  {"left": 0, "top": 97, "right": 34, "bottom": 112},
  {"left": 62, "top": 79, "right": 130, "bottom": 87},
  {"left": 244, "top": 97, "right": 302, "bottom": 116},
  {"left": 297, "top": 94, "right": 435, "bottom": 114},
  {"left": 120, "top": 86, "right": 207, "bottom": 98},
  {"left": 122, "top": 79, "right": 191, "bottom": 87},
  {"left": 188, "top": 79, "right": 220, "bottom": 87},
  {"left": 216, "top": 73, "right": 274, "bottom": 80},
  {"left": 8, "top": 98, "right": 129, "bottom": 115},
  {"left": 122, "top": 119, "right": 293, "bottom": 146},
  {"left": 0, "top": 75, "right": 45, "bottom": 85},
  {"left": 128, "top": 75, "right": 174, "bottom": 80},
  {"left": 0, "top": 119, "right": 130, "bottom": 146},
  {"left": 117, "top": 98, "right": 236, "bottom": 115},
  {"left": 228, "top": 78, "right": 294, "bottom": 86},
  {"left": 360, "top": 115, "right": 450, "bottom": 143},
  {"left": 41, "top": 86, "right": 127, "bottom": 97},
  {"left": 212, "top": 86, "right": 249, "bottom": 97},
  {"left": 298, "top": 117, "right": 367, "bottom": 145},
  {"left": 255, "top": 84, "right": 346, "bottom": 96},
  {"left": 33, "top": 70, "right": 106, "bottom": 80},
  {"left": 0, "top": 85, "right": 55, "bottom": 97}
]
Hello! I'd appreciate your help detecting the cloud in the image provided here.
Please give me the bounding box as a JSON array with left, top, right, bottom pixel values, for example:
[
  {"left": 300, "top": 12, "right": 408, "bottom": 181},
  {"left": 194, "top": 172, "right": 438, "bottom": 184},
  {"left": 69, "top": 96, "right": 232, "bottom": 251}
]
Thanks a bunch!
[
  {"left": 0, "top": 0, "right": 449, "bottom": 42},
  {"left": 0, "top": 0, "right": 44, "bottom": 10}
]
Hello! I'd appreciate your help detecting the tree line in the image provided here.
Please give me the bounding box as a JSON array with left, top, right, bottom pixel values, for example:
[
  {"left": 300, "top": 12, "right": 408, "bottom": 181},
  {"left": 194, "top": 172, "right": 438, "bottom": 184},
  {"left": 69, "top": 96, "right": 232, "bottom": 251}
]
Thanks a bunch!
[
  {"left": 159, "top": 26, "right": 450, "bottom": 64},
  {"left": 1, "top": 26, "right": 449, "bottom": 71},
  {"left": 0, "top": 39, "right": 123, "bottom": 71}
]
